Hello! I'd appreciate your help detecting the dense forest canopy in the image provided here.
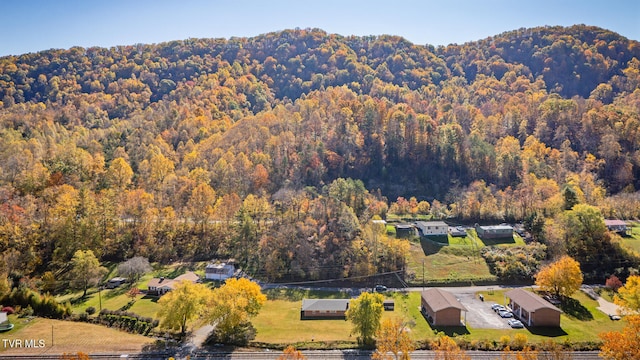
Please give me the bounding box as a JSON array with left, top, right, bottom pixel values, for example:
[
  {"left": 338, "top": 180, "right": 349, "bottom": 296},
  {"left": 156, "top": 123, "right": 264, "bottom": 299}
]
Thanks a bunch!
[{"left": 1, "top": 25, "right": 639, "bottom": 281}]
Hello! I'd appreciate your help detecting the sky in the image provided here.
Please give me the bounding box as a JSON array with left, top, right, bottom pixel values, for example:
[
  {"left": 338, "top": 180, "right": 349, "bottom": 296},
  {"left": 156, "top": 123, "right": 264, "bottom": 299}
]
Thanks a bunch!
[{"left": 1, "top": 0, "right": 639, "bottom": 57}]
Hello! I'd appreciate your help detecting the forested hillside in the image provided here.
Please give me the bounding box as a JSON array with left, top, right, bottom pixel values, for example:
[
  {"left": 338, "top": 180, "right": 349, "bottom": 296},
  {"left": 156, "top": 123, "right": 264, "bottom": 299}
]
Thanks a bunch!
[{"left": 1, "top": 25, "right": 639, "bottom": 281}]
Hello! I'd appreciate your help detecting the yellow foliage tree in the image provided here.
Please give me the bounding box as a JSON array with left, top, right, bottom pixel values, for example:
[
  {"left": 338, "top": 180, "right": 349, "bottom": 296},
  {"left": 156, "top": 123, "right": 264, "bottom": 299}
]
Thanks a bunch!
[
  {"left": 599, "top": 315, "right": 640, "bottom": 360},
  {"left": 614, "top": 275, "right": 640, "bottom": 312},
  {"left": 278, "top": 345, "right": 307, "bottom": 360},
  {"left": 346, "top": 292, "right": 384, "bottom": 346},
  {"left": 535, "top": 255, "right": 583, "bottom": 298},
  {"left": 431, "top": 335, "right": 470, "bottom": 360},
  {"left": 157, "top": 281, "right": 211, "bottom": 335},
  {"left": 372, "top": 318, "right": 415, "bottom": 360},
  {"left": 206, "top": 278, "right": 267, "bottom": 343}
]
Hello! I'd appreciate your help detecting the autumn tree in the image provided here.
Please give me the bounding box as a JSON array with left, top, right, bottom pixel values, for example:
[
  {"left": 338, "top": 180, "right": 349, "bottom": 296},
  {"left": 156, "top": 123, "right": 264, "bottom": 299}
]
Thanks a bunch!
[
  {"left": 535, "top": 255, "right": 583, "bottom": 298},
  {"left": 106, "top": 157, "right": 133, "bottom": 190},
  {"left": 373, "top": 318, "right": 415, "bottom": 360},
  {"left": 278, "top": 346, "right": 307, "bottom": 360},
  {"left": 117, "top": 256, "right": 152, "bottom": 284},
  {"left": 599, "top": 315, "right": 640, "bottom": 360},
  {"left": 614, "top": 275, "right": 640, "bottom": 312},
  {"left": 67, "top": 250, "right": 108, "bottom": 297},
  {"left": 605, "top": 275, "right": 623, "bottom": 292},
  {"left": 206, "top": 278, "right": 266, "bottom": 345},
  {"left": 346, "top": 292, "right": 384, "bottom": 346},
  {"left": 431, "top": 335, "right": 470, "bottom": 360},
  {"left": 157, "top": 281, "right": 211, "bottom": 335}
]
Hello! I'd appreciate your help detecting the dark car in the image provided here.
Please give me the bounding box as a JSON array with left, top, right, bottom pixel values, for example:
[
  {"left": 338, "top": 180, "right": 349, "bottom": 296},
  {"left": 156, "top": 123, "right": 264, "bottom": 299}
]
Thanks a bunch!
[{"left": 374, "top": 285, "right": 388, "bottom": 292}]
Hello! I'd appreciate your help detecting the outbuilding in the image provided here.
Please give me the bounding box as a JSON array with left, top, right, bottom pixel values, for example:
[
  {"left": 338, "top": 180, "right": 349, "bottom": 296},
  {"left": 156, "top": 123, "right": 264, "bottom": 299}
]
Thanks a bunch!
[
  {"left": 205, "top": 263, "right": 235, "bottom": 281},
  {"left": 421, "top": 288, "right": 467, "bottom": 326},
  {"left": 475, "top": 224, "right": 513, "bottom": 240},
  {"left": 505, "top": 289, "right": 561, "bottom": 327}
]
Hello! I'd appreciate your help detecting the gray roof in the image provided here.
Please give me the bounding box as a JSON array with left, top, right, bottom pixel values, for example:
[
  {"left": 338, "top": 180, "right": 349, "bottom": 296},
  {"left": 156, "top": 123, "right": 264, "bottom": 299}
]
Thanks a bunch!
[
  {"left": 415, "top": 221, "right": 448, "bottom": 228},
  {"left": 478, "top": 225, "right": 513, "bottom": 230},
  {"left": 301, "top": 299, "right": 350, "bottom": 312},
  {"left": 505, "top": 289, "right": 561, "bottom": 312},
  {"left": 421, "top": 288, "right": 467, "bottom": 312}
]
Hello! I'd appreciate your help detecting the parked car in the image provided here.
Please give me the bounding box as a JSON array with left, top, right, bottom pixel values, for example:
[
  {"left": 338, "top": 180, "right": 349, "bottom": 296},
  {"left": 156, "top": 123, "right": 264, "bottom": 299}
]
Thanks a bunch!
[
  {"left": 609, "top": 314, "right": 621, "bottom": 321},
  {"left": 374, "top": 285, "right": 388, "bottom": 292},
  {"left": 508, "top": 319, "right": 524, "bottom": 328},
  {"left": 492, "top": 304, "right": 507, "bottom": 312},
  {"left": 499, "top": 310, "right": 514, "bottom": 318}
]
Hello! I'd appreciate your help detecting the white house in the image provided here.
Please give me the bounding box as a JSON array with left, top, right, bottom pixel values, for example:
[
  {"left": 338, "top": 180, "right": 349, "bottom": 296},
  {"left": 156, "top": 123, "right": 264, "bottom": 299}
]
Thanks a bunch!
[
  {"left": 415, "top": 221, "right": 449, "bottom": 236},
  {"left": 205, "top": 263, "right": 235, "bottom": 280}
]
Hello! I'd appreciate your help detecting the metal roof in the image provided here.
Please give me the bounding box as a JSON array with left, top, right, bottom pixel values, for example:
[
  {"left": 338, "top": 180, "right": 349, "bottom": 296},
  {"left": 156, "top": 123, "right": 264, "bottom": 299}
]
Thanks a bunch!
[
  {"left": 421, "top": 288, "right": 467, "bottom": 312},
  {"left": 505, "top": 289, "right": 561, "bottom": 312},
  {"left": 301, "top": 299, "right": 350, "bottom": 312}
]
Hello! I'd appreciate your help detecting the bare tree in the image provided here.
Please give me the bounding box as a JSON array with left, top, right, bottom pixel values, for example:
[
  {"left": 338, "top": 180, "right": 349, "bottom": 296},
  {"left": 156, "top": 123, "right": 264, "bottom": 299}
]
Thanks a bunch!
[{"left": 117, "top": 256, "right": 152, "bottom": 284}]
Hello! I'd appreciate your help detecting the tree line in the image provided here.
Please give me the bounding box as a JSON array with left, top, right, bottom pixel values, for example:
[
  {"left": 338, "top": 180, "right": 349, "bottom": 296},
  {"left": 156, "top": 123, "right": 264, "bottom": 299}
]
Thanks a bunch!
[{"left": 0, "top": 25, "right": 639, "bottom": 286}]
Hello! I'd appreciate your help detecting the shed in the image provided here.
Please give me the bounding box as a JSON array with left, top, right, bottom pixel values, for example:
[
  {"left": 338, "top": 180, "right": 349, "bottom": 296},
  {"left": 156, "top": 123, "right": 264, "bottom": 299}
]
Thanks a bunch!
[
  {"left": 475, "top": 224, "right": 513, "bottom": 240},
  {"left": 394, "top": 224, "right": 416, "bottom": 238},
  {"left": 300, "top": 299, "right": 350, "bottom": 319},
  {"left": 383, "top": 299, "right": 395, "bottom": 311},
  {"left": 106, "top": 277, "right": 127, "bottom": 289},
  {"left": 421, "top": 288, "right": 467, "bottom": 326},
  {"left": 505, "top": 289, "right": 561, "bottom": 327}
]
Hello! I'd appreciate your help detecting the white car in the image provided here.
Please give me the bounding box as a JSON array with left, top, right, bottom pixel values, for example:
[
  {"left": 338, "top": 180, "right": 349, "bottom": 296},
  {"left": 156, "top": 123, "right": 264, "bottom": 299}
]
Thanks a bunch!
[
  {"left": 499, "top": 310, "right": 514, "bottom": 318},
  {"left": 508, "top": 319, "right": 524, "bottom": 328},
  {"left": 492, "top": 304, "right": 507, "bottom": 312}
]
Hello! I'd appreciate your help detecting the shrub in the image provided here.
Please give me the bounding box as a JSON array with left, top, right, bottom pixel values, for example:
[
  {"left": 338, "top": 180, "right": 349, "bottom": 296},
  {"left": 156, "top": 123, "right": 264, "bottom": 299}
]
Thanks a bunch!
[
  {"left": 85, "top": 306, "right": 96, "bottom": 315},
  {"left": 2, "top": 306, "right": 15, "bottom": 314}
]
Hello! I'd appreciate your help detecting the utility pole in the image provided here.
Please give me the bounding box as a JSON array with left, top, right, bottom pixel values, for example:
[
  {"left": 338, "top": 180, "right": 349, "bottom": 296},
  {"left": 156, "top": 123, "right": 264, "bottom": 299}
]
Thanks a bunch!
[{"left": 422, "top": 259, "right": 425, "bottom": 291}]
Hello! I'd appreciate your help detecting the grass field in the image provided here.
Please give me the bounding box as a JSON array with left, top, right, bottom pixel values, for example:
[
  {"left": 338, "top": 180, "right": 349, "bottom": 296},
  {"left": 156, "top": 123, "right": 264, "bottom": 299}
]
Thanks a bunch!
[
  {"left": 0, "top": 318, "right": 155, "bottom": 355},
  {"left": 253, "top": 288, "right": 627, "bottom": 348},
  {"left": 618, "top": 223, "right": 640, "bottom": 254}
]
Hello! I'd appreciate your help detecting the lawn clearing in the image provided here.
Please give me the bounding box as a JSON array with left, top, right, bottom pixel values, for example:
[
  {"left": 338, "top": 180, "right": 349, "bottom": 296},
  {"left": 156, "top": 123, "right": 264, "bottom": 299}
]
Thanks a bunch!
[
  {"left": 0, "top": 318, "right": 155, "bottom": 355},
  {"left": 617, "top": 224, "right": 640, "bottom": 254},
  {"left": 406, "top": 241, "right": 495, "bottom": 284}
]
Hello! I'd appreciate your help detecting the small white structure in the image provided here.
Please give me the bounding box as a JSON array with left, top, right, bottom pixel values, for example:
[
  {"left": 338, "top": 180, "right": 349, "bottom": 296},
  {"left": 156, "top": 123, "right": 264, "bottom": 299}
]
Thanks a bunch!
[
  {"left": 205, "top": 263, "right": 235, "bottom": 280},
  {"left": 106, "top": 277, "right": 127, "bottom": 289}
]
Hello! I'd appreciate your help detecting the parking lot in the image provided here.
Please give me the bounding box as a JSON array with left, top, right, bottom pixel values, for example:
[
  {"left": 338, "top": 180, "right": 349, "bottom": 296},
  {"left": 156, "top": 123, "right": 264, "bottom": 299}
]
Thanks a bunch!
[{"left": 456, "top": 292, "right": 511, "bottom": 329}]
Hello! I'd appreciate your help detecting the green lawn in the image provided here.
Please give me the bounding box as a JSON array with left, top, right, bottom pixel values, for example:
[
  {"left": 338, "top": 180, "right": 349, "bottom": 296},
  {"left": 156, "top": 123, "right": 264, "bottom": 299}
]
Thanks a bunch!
[
  {"left": 406, "top": 240, "right": 495, "bottom": 284},
  {"left": 618, "top": 223, "right": 640, "bottom": 254},
  {"left": 254, "top": 288, "right": 628, "bottom": 348},
  {"left": 474, "top": 289, "right": 626, "bottom": 344}
]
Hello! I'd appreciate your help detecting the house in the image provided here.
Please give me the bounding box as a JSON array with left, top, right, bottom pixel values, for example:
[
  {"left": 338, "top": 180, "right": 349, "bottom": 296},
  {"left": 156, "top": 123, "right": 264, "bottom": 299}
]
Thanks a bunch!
[
  {"left": 394, "top": 224, "right": 416, "bottom": 238},
  {"left": 475, "top": 224, "right": 513, "bottom": 240},
  {"left": 415, "top": 221, "right": 449, "bottom": 236},
  {"left": 505, "top": 289, "right": 561, "bottom": 327},
  {"left": 300, "top": 299, "right": 350, "bottom": 319},
  {"left": 205, "top": 263, "right": 235, "bottom": 280},
  {"left": 105, "top": 277, "right": 127, "bottom": 289},
  {"left": 604, "top": 220, "right": 628, "bottom": 235},
  {"left": 0, "top": 311, "right": 13, "bottom": 331},
  {"left": 147, "top": 271, "right": 200, "bottom": 296},
  {"left": 421, "top": 288, "right": 467, "bottom": 326}
]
